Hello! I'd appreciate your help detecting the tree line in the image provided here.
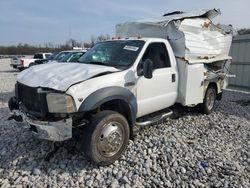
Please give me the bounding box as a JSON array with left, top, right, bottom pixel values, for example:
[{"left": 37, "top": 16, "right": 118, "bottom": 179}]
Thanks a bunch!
[
  {"left": 0, "top": 34, "right": 110, "bottom": 55},
  {"left": 0, "top": 43, "right": 71, "bottom": 55},
  {"left": 237, "top": 28, "right": 250, "bottom": 35}
]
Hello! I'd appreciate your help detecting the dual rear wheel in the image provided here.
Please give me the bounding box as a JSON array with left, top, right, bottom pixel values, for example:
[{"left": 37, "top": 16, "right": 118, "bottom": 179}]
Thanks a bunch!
[{"left": 198, "top": 86, "right": 217, "bottom": 114}]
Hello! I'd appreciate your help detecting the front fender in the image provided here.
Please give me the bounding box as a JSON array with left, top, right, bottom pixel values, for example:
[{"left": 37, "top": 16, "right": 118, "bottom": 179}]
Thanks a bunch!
[{"left": 78, "top": 86, "right": 137, "bottom": 123}]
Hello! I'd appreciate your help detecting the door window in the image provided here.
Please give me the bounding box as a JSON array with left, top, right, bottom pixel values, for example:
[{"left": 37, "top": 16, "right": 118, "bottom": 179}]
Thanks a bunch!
[{"left": 141, "top": 42, "right": 171, "bottom": 69}]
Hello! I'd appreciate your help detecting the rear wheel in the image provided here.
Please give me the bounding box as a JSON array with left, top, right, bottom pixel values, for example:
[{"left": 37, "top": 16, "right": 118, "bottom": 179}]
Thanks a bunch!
[
  {"left": 198, "top": 86, "right": 216, "bottom": 114},
  {"left": 81, "top": 110, "right": 130, "bottom": 165}
]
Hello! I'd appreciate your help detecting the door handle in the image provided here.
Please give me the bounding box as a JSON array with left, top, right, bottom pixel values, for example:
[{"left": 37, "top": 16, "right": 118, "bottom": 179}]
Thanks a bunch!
[{"left": 172, "top": 74, "right": 176, "bottom": 82}]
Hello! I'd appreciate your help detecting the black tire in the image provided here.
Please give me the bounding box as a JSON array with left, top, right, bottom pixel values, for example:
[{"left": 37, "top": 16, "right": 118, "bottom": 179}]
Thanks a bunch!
[
  {"left": 198, "top": 86, "right": 217, "bottom": 114},
  {"left": 18, "top": 67, "right": 24, "bottom": 71},
  {"left": 29, "top": 62, "right": 34, "bottom": 67},
  {"left": 81, "top": 110, "right": 130, "bottom": 165}
]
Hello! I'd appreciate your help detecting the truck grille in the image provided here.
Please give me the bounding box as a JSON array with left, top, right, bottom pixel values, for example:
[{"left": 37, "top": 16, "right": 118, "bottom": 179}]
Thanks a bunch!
[{"left": 16, "top": 83, "right": 42, "bottom": 113}]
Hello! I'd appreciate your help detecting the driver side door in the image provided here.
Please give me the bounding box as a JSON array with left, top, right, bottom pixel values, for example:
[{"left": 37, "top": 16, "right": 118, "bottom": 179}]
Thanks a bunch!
[{"left": 136, "top": 42, "right": 178, "bottom": 118}]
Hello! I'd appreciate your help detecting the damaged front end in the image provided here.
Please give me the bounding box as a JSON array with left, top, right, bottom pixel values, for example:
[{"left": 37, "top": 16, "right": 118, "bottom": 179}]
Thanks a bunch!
[
  {"left": 8, "top": 82, "right": 75, "bottom": 142},
  {"left": 26, "top": 117, "right": 72, "bottom": 142},
  {"left": 9, "top": 62, "right": 120, "bottom": 142}
]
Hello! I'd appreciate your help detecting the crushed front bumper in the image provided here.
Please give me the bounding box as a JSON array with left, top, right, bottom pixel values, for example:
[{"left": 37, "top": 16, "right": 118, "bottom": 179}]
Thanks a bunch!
[
  {"left": 25, "top": 117, "right": 72, "bottom": 142},
  {"left": 8, "top": 96, "right": 73, "bottom": 142}
]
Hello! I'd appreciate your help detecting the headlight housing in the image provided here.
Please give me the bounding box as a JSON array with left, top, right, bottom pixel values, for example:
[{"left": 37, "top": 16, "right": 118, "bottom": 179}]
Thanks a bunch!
[{"left": 46, "top": 93, "right": 76, "bottom": 113}]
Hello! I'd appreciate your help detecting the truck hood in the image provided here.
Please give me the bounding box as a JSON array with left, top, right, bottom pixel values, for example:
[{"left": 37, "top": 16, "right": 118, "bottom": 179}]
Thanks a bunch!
[{"left": 17, "top": 63, "right": 120, "bottom": 91}]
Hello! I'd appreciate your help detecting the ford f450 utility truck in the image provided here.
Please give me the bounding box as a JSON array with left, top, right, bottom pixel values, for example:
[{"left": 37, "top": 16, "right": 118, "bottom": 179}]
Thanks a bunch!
[{"left": 8, "top": 9, "right": 233, "bottom": 165}]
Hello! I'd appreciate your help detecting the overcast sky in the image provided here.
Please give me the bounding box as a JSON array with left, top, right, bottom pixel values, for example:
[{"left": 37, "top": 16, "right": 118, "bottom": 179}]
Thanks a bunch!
[{"left": 0, "top": 0, "right": 248, "bottom": 46}]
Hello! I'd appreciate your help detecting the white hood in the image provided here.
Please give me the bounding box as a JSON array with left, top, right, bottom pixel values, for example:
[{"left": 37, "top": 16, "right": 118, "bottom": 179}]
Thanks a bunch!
[{"left": 17, "top": 63, "right": 120, "bottom": 91}]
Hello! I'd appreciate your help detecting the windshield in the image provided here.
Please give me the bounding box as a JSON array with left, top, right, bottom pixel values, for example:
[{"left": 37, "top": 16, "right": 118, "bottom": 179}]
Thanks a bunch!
[
  {"left": 58, "top": 52, "right": 85, "bottom": 62},
  {"left": 45, "top": 54, "right": 51, "bottom": 59},
  {"left": 48, "top": 52, "right": 59, "bottom": 60},
  {"left": 69, "top": 52, "right": 85, "bottom": 62},
  {"left": 78, "top": 40, "right": 145, "bottom": 69},
  {"left": 53, "top": 52, "right": 71, "bottom": 61}
]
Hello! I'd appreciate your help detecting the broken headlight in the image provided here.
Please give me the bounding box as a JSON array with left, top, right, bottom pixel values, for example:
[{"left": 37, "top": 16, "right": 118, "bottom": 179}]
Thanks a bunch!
[{"left": 46, "top": 93, "right": 76, "bottom": 113}]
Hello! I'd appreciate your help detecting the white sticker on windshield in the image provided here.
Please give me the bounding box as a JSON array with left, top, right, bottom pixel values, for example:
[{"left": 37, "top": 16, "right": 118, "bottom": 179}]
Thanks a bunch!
[{"left": 123, "top": 45, "right": 139, "bottom": 51}]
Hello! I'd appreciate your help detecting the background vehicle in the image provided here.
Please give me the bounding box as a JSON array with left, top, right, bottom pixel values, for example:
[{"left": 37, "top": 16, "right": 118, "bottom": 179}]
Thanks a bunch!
[
  {"left": 57, "top": 50, "right": 87, "bottom": 63},
  {"left": 30, "top": 52, "right": 59, "bottom": 67},
  {"left": 10, "top": 56, "right": 20, "bottom": 69},
  {"left": 17, "top": 53, "right": 52, "bottom": 70},
  {"left": 47, "top": 50, "right": 86, "bottom": 63},
  {"left": 9, "top": 9, "right": 233, "bottom": 165}
]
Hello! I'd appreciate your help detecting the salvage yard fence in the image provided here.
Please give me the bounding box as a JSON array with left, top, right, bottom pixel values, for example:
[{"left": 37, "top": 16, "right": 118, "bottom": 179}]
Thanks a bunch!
[{"left": 229, "top": 34, "right": 250, "bottom": 89}]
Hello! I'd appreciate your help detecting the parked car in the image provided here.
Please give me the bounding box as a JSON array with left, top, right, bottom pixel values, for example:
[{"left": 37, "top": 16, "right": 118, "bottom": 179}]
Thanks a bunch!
[
  {"left": 30, "top": 52, "right": 59, "bottom": 67},
  {"left": 16, "top": 53, "right": 52, "bottom": 70},
  {"left": 57, "top": 50, "right": 87, "bottom": 63},
  {"left": 47, "top": 51, "right": 74, "bottom": 63},
  {"left": 10, "top": 56, "right": 20, "bottom": 69},
  {"left": 8, "top": 9, "right": 233, "bottom": 165}
]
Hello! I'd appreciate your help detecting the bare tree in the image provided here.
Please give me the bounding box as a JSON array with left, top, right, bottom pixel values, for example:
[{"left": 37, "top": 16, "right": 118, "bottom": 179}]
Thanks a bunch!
[
  {"left": 237, "top": 28, "right": 250, "bottom": 35},
  {"left": 83, "top": 42, "right": 92, "bottom": 48},
  {"left": 96, "top": 34, "right": 110, "bottom": 42}
]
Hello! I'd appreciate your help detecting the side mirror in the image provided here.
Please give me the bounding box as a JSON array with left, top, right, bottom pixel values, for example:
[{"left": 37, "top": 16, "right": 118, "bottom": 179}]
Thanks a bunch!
[{"left": 143, "top": 59, "right": 153, "bottom": 79}]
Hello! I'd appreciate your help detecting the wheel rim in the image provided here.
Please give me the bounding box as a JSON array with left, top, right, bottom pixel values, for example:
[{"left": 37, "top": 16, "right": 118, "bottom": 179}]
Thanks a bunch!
[
  {"left": 97, "top": 121, "right": 124, "bottom": 157},
  {"left": 206, "top": 89, "right": 215, "bottom": 110}
]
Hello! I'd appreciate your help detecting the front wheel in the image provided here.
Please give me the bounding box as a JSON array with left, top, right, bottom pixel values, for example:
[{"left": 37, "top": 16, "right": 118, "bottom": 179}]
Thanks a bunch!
[
  {"left": 18, "top": 67, "right": 24, "bottom": 71},
  {"left": 81, "top": 110, "right": 130, "bottom": 165},
  {"left": 29, "top": 62, "right": 34, "bottom": 67},
  {"left": 198, "top": 86, "right": 216, "bottom": 114}
]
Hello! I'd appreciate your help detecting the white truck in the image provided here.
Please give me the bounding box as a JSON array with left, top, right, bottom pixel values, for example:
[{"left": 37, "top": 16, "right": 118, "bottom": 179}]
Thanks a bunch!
[
  {"left": 8, "top": 9, "right": 233, "bottom": 165},
  {"left": 16, "top": 53, "right": 52, "bottom": 70}
]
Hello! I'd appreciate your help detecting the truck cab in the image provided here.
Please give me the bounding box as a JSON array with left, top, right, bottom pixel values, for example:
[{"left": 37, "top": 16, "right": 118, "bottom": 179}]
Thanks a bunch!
[{"left": 133, "top": 38, "right": 178, "bottom": 117}]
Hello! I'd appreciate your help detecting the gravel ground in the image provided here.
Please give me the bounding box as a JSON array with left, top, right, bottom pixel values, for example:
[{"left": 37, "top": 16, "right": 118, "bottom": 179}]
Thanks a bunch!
[{"left": 0, "top": 59, "right": 249, "bottom": 188}]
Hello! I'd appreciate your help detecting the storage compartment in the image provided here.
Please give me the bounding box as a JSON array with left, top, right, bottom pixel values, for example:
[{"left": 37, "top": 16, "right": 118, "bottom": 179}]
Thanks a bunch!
[{"left": 176, "top": 59, "right": 205, "bottom": 106}]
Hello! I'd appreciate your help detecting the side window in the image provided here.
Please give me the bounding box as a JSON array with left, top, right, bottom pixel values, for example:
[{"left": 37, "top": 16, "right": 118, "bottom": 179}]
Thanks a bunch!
[
  {"left": 34, "top": 54, "right": 43, "bottom": 59},
  {"left": 142, "top": 42, "right": 171, "bottom": 69}
]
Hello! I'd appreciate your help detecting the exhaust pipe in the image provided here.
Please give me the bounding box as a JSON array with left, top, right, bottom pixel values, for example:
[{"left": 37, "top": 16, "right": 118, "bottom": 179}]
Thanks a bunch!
[{"left": 135, "top": 111, "right": 173, "bottom": 127}]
